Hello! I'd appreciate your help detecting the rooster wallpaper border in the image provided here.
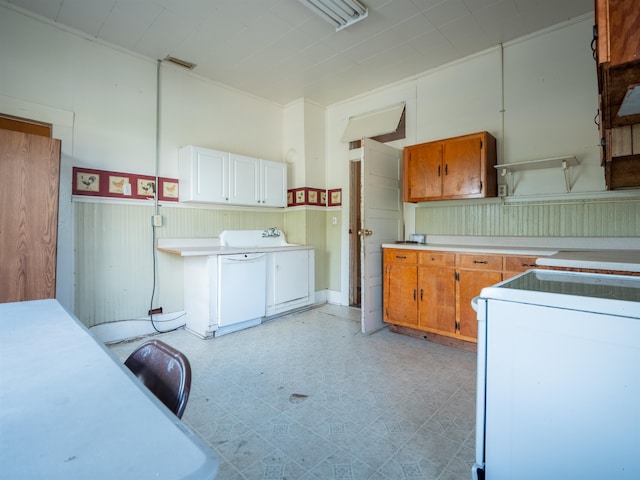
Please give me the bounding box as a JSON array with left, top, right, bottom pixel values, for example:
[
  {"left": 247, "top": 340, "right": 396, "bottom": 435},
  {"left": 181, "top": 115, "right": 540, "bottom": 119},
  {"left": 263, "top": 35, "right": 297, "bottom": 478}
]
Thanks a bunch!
[{"left": 72, "top": 167, "right": 178, "bottom": 202}]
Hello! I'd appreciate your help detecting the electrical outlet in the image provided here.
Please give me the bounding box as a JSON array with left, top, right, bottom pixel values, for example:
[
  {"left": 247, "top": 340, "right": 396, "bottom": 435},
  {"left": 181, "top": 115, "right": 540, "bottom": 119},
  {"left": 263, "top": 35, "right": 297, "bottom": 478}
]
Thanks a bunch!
[
  {"left": 498, "top": 184, "right": 507, "bottom": 197},
  {"left": 152, "top": 214, "right": 163, "bottom": 227}
]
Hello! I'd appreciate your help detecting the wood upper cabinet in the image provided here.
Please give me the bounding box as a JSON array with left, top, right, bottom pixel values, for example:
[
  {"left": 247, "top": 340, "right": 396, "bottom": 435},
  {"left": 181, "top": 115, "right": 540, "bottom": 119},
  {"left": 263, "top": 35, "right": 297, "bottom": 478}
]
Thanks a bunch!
[
  {"left": 404, "top": 142, "right": 443, "bottom": 200},
  {"left": 594, "top": 0, "right": 640, "bottom": 189},
  {"left": 403, "top": 132, "right": 497, "bottom": 202},
  {"left": 595, "top": 0, "right": 640, "bottom": 67}
]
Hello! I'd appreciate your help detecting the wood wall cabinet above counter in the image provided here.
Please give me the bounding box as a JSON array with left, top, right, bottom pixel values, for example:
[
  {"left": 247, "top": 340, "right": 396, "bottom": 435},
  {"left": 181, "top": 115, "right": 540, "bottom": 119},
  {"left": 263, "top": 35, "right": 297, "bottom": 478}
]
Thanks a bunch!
[
  {"left": 403, "top": 131, "right": 497, "bottom": 202},
  {"left": 594, "top": 0, "right": 640, "bottom": 189}
]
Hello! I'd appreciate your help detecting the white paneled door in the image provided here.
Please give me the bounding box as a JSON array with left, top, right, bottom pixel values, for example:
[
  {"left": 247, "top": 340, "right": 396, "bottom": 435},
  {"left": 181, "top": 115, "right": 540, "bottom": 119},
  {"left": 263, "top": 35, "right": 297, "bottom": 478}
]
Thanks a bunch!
[{"left": 360, "top": 138, "right": 403, "bottom": 334}]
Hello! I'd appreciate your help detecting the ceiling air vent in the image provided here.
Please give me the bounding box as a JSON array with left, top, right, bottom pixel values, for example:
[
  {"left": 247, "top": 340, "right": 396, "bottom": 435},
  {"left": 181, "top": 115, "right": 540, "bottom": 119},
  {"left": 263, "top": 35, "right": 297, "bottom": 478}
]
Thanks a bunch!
[{"left": 163, "top": 56, "right": 196, "bottom": 70}]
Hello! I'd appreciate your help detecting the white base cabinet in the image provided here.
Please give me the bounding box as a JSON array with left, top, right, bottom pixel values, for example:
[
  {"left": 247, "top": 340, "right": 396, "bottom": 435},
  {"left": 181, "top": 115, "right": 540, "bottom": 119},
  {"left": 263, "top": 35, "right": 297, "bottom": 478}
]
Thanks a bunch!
[
  {"left": 181, "top": 248, "right": 315, "bottom": 338},
  {"left": 266, "top": 249, "right": 315, "bottom": 317}
]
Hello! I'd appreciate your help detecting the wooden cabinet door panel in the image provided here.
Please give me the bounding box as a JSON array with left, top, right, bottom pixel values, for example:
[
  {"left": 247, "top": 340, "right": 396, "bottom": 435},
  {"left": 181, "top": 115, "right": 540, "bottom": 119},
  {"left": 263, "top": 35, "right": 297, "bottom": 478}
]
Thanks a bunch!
[
  {"left": 457, "top": 270, "right": 502, "bottom": 340},
  {"left": 384, "top": 264, "right": 417, "bottom": 326},
  {"left": 418, "top": 266, "right": 456, "bottom": 334},
  {"left": 404, "top": 143, "right": 442, "bottom": 201},
  {"left": 442, "top": 136, "right": 482, "bottom": 198},
  {"left": 608, "top": 0, "right": 640, "bottom": 66}
]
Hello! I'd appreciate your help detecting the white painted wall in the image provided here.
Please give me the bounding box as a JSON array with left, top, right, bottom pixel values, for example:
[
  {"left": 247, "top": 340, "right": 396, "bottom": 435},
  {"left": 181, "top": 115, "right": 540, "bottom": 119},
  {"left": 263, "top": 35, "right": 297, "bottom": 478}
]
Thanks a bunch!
[
  {"left": 283, "top": 99, "right": 306, "bottom": 187},
  {"left": 303, "top": 100, "right": 327, "bottom": 189}
]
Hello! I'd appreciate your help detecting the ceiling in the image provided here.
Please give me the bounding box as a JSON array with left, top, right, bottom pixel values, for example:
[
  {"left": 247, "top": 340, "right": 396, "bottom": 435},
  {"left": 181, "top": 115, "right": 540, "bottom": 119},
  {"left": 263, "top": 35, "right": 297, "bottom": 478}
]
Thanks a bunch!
[{"left": 4, "top": 0, "right": 594, "bottom": 106}]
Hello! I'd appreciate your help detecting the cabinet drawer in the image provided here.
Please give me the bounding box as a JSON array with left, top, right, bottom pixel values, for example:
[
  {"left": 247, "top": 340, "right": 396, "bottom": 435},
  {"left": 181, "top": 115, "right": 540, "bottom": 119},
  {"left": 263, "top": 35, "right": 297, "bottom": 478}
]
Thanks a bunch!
[
  {"left": 384, "top": 249, "right": 417, "bottom": 264},
  {"left": 418, "top": 251, "right": 455, "bottom": 267},
  {"left": 456, "top": 253, "right": 503, "bottom": 270},
  {"left": 504, "top": 255, "right": 539, "bottom": 272}
]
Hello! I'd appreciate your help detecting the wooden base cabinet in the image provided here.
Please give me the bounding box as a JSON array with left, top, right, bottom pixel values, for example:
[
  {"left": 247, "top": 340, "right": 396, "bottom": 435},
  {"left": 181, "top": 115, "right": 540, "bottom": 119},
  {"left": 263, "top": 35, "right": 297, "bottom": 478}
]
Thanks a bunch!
[
  {"left": 383, "top": 250, "right": 419, "bottom": 327},
  {"left": 383, "top": 248, "right": 540, "bottom": 345},
  {"left": 417, "top": 252, "right": 456, "bottom": 334},
  {"left": 455, "top": 254, "right": 503, "bottom": 341}
]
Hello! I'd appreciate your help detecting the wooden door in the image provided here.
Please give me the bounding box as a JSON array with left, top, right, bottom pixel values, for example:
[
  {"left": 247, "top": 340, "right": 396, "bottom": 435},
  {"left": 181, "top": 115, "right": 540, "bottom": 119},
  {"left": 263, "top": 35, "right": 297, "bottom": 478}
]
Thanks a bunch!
[
  {"left": 442, "top": 136, "right": 482, "bottom": 198},
  {"left": 0, "top": 129, "right": 60, "bottom": 302}
]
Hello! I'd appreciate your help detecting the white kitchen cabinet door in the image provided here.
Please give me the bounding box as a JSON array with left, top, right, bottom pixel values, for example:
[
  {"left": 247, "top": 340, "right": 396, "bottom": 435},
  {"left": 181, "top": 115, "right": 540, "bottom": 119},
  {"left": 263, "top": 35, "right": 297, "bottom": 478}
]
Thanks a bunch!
[
  {"left": 266, "top": 249, "right": 314, "bottom": 316},
  {"left": 261, "top": 159, "right": 287, "bottom": 207},
  {"left": 230, "top": 153, "right": 260, "bottom": 206},
  {"left": 179, "top": 146, "right": 229, "bottom": 203}
]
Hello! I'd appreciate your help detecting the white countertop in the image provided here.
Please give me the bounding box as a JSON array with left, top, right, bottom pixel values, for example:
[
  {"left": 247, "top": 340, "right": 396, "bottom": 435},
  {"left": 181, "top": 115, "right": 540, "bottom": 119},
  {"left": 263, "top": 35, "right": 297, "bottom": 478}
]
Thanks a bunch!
[
  {"left": 157, "top": 236, "right": 312, "bottom": 257},
  {"left": 537, "top": 250, "right": 640, "bottom": 273},
  {"left": 382, "top": 243, "right": 558, "bottom": 257},
  {"left": 158, "top": 244, "right": 312, "bottom": 256}
]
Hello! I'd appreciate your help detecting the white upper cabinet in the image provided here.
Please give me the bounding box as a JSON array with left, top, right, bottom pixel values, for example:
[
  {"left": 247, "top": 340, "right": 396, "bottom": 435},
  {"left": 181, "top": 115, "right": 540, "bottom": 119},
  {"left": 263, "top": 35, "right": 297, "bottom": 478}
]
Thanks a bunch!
[
  {"left": 230, "top": 153, "right": 260, "bottom": 205},
  {"left": 179, "top": 146, "right": 229, "bottom": 203},
  {"left": 179, "top": 146, "right": 287, "bottom": 207},
  {"left": 261, "top": 159, "right": 287, "bottom": 207}
]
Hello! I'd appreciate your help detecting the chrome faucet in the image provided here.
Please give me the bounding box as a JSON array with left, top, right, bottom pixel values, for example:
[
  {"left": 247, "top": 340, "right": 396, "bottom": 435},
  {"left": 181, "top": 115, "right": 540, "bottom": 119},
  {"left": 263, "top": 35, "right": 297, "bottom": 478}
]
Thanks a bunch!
[{"left": 262, "top": 227, "right": 280, "bottom": 238}]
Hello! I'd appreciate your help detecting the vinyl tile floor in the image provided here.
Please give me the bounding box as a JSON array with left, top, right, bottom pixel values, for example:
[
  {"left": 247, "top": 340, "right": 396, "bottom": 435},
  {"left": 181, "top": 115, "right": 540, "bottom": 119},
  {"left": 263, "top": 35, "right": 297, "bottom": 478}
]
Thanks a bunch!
[{"left": 109, "top": 304, "right": 477, "bottom": 480}]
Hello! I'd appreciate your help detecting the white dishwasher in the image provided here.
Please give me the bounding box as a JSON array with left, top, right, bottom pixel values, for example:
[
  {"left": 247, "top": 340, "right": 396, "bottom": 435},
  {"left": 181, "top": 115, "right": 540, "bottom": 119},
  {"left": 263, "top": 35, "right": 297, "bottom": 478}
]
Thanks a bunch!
[{"left": 217, "top": 253, "right": 267, "bottom": 336}]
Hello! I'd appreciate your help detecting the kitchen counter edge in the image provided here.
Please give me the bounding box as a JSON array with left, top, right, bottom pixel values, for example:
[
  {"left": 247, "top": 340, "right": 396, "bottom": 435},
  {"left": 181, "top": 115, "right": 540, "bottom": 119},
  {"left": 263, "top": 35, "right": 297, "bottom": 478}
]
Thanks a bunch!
[
  {"left": 158, "top": 244, "right": 313, "bottom": 256},
  {"left": 382, "top": 244, "right": 640, "bottom": 273}
]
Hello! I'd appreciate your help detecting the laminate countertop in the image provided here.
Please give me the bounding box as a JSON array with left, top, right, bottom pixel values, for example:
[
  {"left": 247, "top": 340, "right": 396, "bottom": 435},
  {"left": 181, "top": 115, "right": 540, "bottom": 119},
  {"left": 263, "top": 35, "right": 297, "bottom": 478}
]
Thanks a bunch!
[{"left": 382, "top": 236, "right": 640, "bottom": 274}]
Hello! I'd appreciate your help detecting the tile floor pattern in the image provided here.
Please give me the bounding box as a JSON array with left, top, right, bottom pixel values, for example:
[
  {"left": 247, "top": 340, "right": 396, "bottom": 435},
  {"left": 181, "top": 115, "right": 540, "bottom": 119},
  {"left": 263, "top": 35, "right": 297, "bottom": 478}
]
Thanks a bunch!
[{"left": 109, "top": 304, "right": 477, "bottom": 480}]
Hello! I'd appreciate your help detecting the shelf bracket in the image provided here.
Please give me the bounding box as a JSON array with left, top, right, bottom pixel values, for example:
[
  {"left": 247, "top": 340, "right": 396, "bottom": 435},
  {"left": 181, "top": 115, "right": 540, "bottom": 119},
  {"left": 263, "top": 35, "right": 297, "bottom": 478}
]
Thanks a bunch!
[{"left": 562, "top": 160, "right": 571, "bottom": 192}]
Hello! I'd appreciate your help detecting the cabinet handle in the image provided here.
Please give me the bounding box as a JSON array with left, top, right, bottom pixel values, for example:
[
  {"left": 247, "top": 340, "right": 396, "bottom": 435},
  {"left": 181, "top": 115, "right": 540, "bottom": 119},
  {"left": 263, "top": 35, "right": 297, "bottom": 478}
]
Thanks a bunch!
[
  {"left": 521, "top": 263, "right": 536, "bottom": 267},
  {"left": 413, "top": 289, "right": 416, "bottom": 301},
  {"left": 473, "top": 260, "right": 489, "bottom": 264},
  {"left": 437, "top": 165, "right": 441, "bottom": 177},
  {"left": 445, "top": 164, "right": 448, "bottom": 175},
  {"left": 395, "top": 255, "right": 407, "bottom": 259},
  {"left": 420, "top": 289, "right": 423, "bottom": 301}
]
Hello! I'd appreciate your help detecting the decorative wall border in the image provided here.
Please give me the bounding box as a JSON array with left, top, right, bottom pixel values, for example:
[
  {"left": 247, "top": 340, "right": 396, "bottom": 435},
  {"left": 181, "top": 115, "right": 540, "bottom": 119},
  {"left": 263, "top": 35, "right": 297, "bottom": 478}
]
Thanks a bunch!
[
  {"left": 327, "top": 188, "right": 342, "bottom": 207},
  {"left": 287, "top": 187, "right": 340, "bottom": 207},
  {"left": 72, "top": 167, "right": 179, "bottom": 202}
]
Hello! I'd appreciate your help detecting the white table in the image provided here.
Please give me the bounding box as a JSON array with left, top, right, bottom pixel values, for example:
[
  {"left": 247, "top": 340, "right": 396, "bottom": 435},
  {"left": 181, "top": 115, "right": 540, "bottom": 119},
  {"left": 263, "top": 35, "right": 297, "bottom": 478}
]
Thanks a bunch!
[{"left": 0, "top": 299, "right": 218, "bottom": 479}]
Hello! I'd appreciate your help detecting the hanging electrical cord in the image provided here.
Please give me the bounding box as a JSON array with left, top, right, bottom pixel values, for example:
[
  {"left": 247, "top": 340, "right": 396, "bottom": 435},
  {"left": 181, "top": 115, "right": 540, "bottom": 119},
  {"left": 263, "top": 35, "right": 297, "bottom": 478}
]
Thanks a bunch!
[{"left": 149, "top": 58, "right": 184, "bottom": 334}]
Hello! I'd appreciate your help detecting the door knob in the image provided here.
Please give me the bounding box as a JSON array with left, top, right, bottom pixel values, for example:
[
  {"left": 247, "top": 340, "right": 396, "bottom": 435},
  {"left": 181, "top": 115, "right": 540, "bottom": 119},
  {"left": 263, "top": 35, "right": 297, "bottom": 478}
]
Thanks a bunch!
[{"left": 358, "top": 229, "right": 373, "bottom": 237}]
